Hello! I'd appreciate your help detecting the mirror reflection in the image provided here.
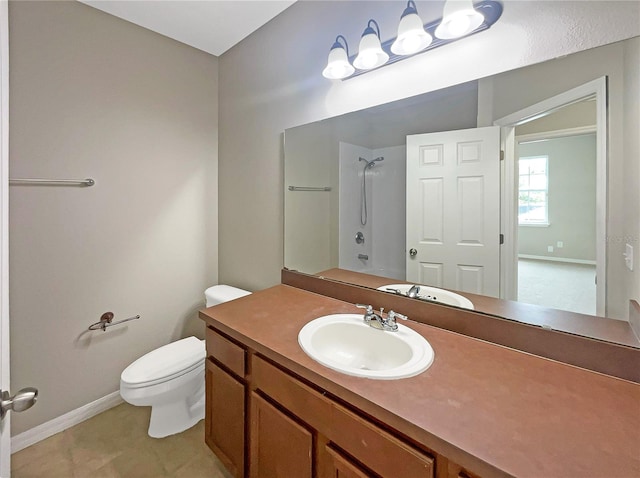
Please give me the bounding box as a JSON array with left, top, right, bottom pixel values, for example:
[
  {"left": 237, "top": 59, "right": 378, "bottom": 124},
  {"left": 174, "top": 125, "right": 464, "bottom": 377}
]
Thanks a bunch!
[{"left": 284, "top": 37, "right": 640, "bottom": 348}]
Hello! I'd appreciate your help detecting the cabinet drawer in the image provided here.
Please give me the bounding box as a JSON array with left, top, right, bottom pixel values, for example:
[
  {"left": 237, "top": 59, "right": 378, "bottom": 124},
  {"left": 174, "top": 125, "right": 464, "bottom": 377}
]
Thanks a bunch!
[
  {"left": 252, "top": 355, "right": 434, "bottom": 478},
  {"left": 206, "top": 326, "right": 245, "bottom": 378},
  {"left": 324, "top": 444, "right": 375, "bottom": 478}
]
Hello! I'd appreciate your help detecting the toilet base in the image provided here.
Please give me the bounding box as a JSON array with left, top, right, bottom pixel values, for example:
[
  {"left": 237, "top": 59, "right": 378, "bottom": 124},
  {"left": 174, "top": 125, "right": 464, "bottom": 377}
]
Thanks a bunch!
[{"left": 147, "top": 381, "right": 205, "bottom": 438}]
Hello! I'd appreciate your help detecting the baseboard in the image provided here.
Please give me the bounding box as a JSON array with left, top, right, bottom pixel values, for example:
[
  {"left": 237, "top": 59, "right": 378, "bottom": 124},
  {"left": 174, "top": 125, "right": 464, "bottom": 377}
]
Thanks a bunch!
[
  {"left": 11, "top": 391, "right": 123, "bottom": 454},
  {"left": 518, "top": 254, "right": 596, "bottom": 265}
]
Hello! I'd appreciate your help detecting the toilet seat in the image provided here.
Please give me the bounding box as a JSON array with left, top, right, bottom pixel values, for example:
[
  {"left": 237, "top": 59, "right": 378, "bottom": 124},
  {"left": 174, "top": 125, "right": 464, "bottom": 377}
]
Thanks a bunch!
[{"left": 121, "top": 336, "right": 205, "bottom": 389}]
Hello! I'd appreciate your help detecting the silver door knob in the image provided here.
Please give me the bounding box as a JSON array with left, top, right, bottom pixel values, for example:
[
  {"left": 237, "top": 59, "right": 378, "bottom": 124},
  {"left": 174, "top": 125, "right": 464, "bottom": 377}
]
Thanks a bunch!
[
  {"left": 409, "top": 248, "right": 417, "bottom": 257},
  {"left": 0, "top": 387, "right": 38, "bottom": 420}
]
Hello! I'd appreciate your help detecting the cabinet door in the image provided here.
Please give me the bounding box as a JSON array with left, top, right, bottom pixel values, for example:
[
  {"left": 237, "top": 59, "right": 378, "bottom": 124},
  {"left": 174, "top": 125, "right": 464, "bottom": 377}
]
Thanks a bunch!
[
  {"left": 323, "top": 444, "right": 376, "bottom": 478},
  {"left": 250, "top": 392, "right": 313, "bottom": 478},
  {"left": 206, "top": 359, "right": 245, "bottom": 478}
]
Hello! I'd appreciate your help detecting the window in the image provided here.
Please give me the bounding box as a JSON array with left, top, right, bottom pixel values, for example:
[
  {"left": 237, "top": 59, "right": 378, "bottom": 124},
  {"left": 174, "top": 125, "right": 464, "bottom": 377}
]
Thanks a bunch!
[{"left": 518, "top": 156, "right": 548, "bottom": 225}]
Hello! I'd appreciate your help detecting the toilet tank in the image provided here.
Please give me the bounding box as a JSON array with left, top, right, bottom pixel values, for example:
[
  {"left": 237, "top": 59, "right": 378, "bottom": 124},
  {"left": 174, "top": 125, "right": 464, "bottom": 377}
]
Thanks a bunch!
[{"left": 205, "top": 285, "right": 251, "bottom": 307}]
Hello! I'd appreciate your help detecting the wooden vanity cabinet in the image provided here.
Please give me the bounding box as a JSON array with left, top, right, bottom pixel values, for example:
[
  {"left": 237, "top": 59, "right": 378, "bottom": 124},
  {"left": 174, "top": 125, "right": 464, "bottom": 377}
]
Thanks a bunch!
[
  {"left": 250, "top": 353, "right": 434, "bottom": 478},
  {"left": 205, "top": 325, "right": 460, "bottom": 478}
]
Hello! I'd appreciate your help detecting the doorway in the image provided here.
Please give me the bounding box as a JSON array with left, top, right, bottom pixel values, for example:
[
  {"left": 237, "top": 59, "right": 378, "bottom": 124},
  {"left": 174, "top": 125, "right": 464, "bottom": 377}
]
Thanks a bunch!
[{"left": 495, "top": 78, "right": 607, "bottom": 316}]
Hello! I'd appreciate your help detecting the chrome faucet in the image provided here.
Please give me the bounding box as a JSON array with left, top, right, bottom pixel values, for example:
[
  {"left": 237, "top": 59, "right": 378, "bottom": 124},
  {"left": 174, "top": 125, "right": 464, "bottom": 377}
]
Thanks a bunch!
[{"left": 355, "top": 304, "right": 408, "bottom": 332}]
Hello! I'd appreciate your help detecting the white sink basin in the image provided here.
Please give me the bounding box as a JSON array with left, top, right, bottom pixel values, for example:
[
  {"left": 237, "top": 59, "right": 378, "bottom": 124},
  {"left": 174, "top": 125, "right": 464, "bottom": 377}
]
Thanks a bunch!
[
  {"left": 298, "top": 314, "right": 434, "bottom": 380},
  {"left": 378, "top": 284, "right": 474, "bottom": 310}
]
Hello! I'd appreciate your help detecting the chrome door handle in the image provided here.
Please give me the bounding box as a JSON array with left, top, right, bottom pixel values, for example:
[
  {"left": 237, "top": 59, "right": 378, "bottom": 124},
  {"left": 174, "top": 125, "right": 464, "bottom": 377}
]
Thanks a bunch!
[
  {"left": 409, "top": 248, "right": 417, "bottom": 257},
  {"left": 0, "top": 387, "right": 38, "bottom": 420}
]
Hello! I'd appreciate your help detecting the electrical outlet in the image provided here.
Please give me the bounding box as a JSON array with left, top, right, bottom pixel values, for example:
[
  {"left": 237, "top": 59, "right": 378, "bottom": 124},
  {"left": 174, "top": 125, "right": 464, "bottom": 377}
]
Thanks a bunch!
[
  {"left": 547, "top": 245, "right": 554, "bottom": 253},
  {"left": 624, "top": 243, "right": 634, "bottom": 271},
  {"left": 557, "top": 241, "right": 564, "bottom": 248}
]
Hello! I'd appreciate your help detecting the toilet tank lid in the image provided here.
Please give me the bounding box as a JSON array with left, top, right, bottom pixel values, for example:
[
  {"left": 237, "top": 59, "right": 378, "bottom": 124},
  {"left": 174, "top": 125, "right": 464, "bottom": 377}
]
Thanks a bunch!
[
  {"left": 121, "top": 336, "right": 205, "bottom": 386},
  {"left": 205, "top": 285, "right": 251, "bottom": 306}
]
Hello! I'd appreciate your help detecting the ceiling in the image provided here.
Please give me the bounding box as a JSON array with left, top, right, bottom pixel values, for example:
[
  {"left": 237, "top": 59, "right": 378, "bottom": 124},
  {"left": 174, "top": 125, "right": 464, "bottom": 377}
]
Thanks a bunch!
[{"left": 79, "top": 0, "right": 298, "bottom": 56}]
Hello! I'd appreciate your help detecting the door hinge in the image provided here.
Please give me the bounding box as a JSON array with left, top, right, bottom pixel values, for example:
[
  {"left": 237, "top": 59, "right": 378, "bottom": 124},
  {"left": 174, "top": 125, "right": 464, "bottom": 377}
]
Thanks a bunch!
[
  {"left": 500, "top": 150, "right": 505, "bottom": 161},
  {"left": 500, "top": 233, "right": 504, "bottom": 245}
]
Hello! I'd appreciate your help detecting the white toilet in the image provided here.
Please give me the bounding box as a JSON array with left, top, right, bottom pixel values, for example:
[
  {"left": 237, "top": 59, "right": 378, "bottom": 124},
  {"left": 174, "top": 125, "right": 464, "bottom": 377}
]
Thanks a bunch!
[{"left": 120, "top": 285, "right": 251, "bottom": 438}]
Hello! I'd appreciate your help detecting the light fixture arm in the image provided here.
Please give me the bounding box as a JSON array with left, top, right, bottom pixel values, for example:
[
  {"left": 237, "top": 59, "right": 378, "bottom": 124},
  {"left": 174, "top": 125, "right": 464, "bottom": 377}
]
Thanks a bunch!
[
  {"left": 402, "top": 0, "right": 418, "bottom": 17},
  {"left": 364, "top": 19, "right": 381, "bottom": 39},
  {"left": 332, "top": 34, "right": 350, "bottom": 57}
]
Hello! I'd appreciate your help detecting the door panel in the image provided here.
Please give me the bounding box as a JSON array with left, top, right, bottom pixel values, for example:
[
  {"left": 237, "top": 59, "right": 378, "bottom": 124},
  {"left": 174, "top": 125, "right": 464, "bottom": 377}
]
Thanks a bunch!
[
  {"left": 407, "top": 127, "right": 500, "bottom": 297},
  {"left": 419, "top": 263, "right": 443, "bottom": 287}
]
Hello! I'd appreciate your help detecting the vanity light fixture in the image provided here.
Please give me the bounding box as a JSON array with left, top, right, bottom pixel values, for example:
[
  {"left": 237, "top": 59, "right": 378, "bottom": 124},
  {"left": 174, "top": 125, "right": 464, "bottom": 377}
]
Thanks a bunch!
[
  {"left": 322, "top": 35, "right": 355, "bottom": 80},
  {"left": 322, "top": 0, "right": 502, "bottom": 80},
  {"left": 391, "top": 1, "right": 432, "bottom": 56},
  {"left": 353, "top": 20, "right": 389, "bottom": 70},
  {"left": 434, "top": 0, "right": 485, "bottom": 39}
]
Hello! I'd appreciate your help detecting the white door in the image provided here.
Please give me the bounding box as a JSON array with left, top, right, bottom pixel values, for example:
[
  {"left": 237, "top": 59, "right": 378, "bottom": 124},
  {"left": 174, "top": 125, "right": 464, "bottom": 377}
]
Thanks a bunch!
[{"left": 406, "top": 126, "right": 501, "bottom": 297}]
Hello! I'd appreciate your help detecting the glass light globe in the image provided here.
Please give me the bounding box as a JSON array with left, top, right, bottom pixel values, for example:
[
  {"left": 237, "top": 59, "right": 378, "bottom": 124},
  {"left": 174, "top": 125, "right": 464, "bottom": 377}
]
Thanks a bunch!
[
  {"left": 391, "top": 10, "right": 432, "bottom": 55},
  {"left": 435, "top": 0, "right": 484, "bottom": 40},
  {"left": 322, "top": 44, "right": 354, "bottom": 80},
  {"left": 353, "top": 21, "right": 389, "bottom": 70}
]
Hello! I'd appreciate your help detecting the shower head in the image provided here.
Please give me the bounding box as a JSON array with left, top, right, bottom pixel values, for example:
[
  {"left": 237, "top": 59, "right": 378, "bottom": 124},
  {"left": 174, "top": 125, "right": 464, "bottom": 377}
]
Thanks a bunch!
[{"left": 359, "top": 156, "right": 385, "bottom": 169}]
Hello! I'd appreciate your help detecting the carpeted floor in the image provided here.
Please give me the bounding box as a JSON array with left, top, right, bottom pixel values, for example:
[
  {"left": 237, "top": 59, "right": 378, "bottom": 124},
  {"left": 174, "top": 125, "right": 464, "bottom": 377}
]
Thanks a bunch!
[{"left": 518, "top": 258, "right": 597, "bottom": 315}]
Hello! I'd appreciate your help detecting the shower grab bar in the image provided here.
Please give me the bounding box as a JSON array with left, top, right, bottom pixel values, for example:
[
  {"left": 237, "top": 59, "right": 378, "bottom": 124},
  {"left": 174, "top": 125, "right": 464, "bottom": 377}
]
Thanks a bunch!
[
  {"left": 9, "top": 178, "right": 95, "bottom": 187},
  {"left": 88, "top": 312, "right": 141, "bottom": 332},
  {"left": 288, "top": 186, "right": 331, "bottom": 192}
]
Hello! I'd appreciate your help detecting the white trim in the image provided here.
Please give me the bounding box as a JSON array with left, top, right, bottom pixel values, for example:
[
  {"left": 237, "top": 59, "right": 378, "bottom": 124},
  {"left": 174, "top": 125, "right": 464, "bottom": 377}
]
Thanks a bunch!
[
  {"left": 495, "top": 77, "right": 607, "bottom": 316},
  {"left": 499, "top": 126, "right": 518, "bottom": 300},
  {"left": 518, "top": 254, "right": 596, "bottom": 265},
  {"left": 517, "top": 125, "right": 596, "bottom": 144},
  {"left": 11, "top": 392, "right": 123, "bottom": 454},
  {"left": 0, "top": 1, "right": 10, "bottom": 476},
  {"left": 594, "top": 77, "right": 608, "bottom": 317},
  {"left": 494, "top": 81, "right": 600, "bottom": 127}
]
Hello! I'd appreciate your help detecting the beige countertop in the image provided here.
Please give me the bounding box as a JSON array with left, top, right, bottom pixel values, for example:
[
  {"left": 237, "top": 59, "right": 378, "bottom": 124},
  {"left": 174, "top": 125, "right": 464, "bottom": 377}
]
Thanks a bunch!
[{"left": 200, "top": 285, "right": 640, "bottom": 478}]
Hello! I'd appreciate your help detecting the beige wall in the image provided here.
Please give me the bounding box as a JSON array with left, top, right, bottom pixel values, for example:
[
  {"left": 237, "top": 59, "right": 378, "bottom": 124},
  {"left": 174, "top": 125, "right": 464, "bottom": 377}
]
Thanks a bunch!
[
  {"left": 9, "top": 1, "right": 218, "bottom": 434},
  {"left": 517, "top": 135, "right": 597, "bottom": 261},
  {"left": 218, "top": 1, "right": 640, "bottom": 292}
]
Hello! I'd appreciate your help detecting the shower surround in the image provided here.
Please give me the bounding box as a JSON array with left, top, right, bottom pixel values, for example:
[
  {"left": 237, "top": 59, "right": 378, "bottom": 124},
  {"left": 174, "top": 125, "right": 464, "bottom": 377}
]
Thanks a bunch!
[{"left": 339, "top": 142, "right": 406, "bottom": 280}]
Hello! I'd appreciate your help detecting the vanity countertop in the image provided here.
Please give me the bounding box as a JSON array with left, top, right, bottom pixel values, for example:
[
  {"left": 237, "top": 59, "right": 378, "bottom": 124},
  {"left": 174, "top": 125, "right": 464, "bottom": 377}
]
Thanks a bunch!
[{"left": 200, "top": 285, "right": 640, "bottom": 478}]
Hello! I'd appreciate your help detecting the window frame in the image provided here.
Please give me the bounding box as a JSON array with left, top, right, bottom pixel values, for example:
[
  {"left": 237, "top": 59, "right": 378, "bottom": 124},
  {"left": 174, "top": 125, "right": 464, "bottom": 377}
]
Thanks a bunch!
[{"left": 518, "top": 155, "right": 550, "bottom": 227}]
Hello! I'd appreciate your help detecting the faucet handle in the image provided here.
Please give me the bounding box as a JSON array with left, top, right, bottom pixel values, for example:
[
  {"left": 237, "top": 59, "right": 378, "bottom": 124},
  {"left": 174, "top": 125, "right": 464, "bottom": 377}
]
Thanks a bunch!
[
  {"left": 387, "top": 310, "right": 408, "bottom": 322},
  {"left": 355, "top": 304, "right": 373, "bottom": 314}
]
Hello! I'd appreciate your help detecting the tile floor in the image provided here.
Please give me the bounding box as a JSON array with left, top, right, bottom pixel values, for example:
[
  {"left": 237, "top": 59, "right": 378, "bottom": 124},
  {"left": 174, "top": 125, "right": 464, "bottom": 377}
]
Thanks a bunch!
[{"left": 11, "top": 403, "right": 233, "bottom": 478}]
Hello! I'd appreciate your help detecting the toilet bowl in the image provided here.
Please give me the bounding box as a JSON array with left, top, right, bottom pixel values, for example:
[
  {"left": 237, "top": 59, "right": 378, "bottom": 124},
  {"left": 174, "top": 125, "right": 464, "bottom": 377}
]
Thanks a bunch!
[{"left": 120, "top": 285, "right": 251, "bottom": 438}]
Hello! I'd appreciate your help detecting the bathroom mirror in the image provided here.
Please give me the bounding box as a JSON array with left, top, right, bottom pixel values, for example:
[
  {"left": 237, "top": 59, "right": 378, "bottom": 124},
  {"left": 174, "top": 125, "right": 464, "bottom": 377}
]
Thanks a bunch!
[{"left": 284, "top": 36, "right": 640, "bottom": 348}]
